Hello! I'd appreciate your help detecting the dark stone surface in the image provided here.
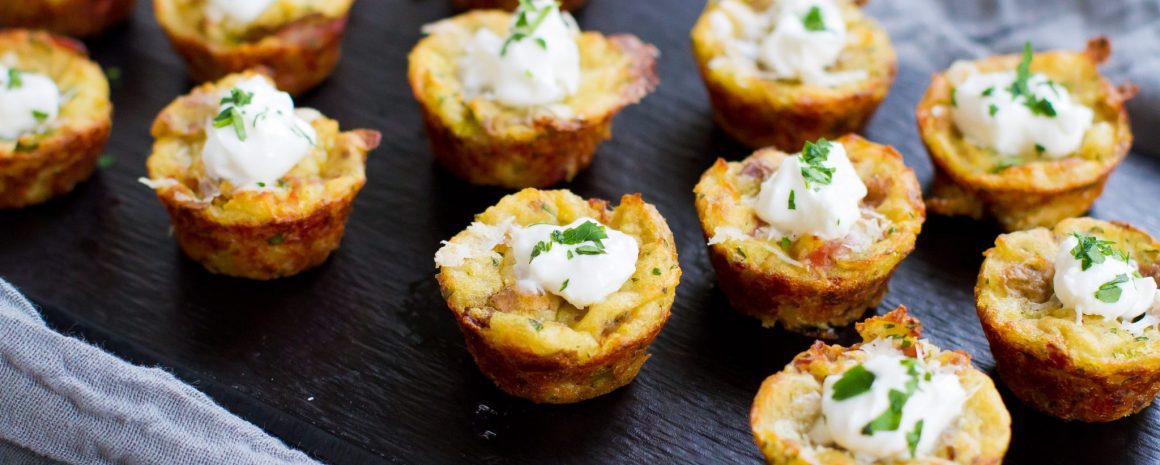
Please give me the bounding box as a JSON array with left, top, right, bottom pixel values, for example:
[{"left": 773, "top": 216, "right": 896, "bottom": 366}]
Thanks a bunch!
[{"left": 1, "top": 0, "right": 1158, "bottom": 464}]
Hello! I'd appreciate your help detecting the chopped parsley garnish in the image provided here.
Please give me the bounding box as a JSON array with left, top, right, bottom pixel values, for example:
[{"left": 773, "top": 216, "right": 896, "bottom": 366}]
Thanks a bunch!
[
  {"left": 801, "top": 6, "right": 826, "bottom": 32},
  {"left": 988, "top": 104, "right": 999, "bottom": 117},
  {"left": 6, "top": 68, "right": 22, "bottom": 89},
  {"left": 787, "top": 189, "right": 796, "bottom": 210},
  {"left": 1007, "top": 42, "right": 1058, "bottom": 118},
  {"left": 559, "top": 279, "right": 569, "bottom": 291},
  {"left": 799, "top": 138, "right": 835, "bottom": 189},
  {"left": 831, "top": 364, "right": 875, "bottom": 400},
  {"left": 991, "top": 157, "right": 1021, "bottom": 173},
  {"left": 97, "top": 153, "right": 115, "bottom": 169},
  {"left": 778, "top": 237, "right": 793, "bottom": 250},
  {"left": 31, "top": 110, "right": 48, "bottom": 122},
  {"left": 529, "top": 318, "right": 543, "bottom": 332},
  {"left": 1095, "top": 273, "right": 1130, "bottom": 304},
  {"left": 104, "top": 66, "right": 122, "bottom": 83},
  {"left": 735, "top": 247, "right": 747, "bottom": 259},
  {"left": 1069, "top": 232, "right": 1120, "bottom": 271},
  {"left": 501, "top": 0, "right": 555, "bottom": 56},
  {"left": 1035, "top": 143, "right": 1046, "bottom": 154},
  {"left": 212, "top": 106, "right": 247, "bottom": 141},
  {"left": 13, "top": 139, "right": 37, "bottom": 152},
  {"left": 949, "top": 87, "right": 957, "bottom": 107},
  {"left": 529, "top": 221, "right": 609, "bottom": 262},
  {"left": 861, "top": 359, "right": 923, "bottom": 436},
  {"left": 220, "top": 88, "right": 253, "bottom": 107},
  {"left": 651, "top": 267, "right": 661, "bottom": 276},
  {"left": 906, "top": 419, "right": 924, "bottom": 458},
  {"left": 257, "top": 182, "right": 266, "bottom": 188},
  {"left": 981, "top": 86, "right": 995, "bottom": 97}
]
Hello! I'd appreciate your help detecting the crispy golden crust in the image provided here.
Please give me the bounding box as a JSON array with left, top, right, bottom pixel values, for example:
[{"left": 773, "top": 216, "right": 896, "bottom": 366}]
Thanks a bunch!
[
  {"left": 154, "top": 0, "right": 354, "bottom": 95},
  {"left": 694, "top": 134, "right": 924, "bottom": 337},
  {"left": 408, "top": 11, "right": 659, "bottom": 188},
  {"left": 452, "top": 0, "right": 587, "bottom": 11},
  {"left": 0, "top": 0, "right": 135, "bottom": 37},
  {"left": 917, "top": 38, "right": 1134, "bottom": 232},
  {"left": 0, "top": 30, "right": 112, "bottom": 209},
  {"left": 143, "top": 71, "right": 380, "bottom": 279},
  {"left": 751, "top": 307, "right": 1011, "bottom": 465},
  {"left": 690, "top": 0, "right": 896, "bottom": 151},
  {"left": 436, "top": 189, "right": 681, "bottom": 403},
  {"left": 976, "top": 217, "right": 1160, "bottom": 421}
]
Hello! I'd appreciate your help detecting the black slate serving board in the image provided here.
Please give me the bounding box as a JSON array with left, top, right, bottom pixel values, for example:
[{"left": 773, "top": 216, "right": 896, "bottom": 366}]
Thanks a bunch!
[{"left": 3, "top": 1, "right": 1159, "bottom": 464}]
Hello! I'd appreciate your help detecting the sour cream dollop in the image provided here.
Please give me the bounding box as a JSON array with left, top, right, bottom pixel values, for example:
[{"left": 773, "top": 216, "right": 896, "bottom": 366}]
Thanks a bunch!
[
  {"left": 206, "top": 0, "right": 275, "bottom": 24},
  {"left": 201, "top": 76, "right": 318, "bottom": 188},
  {"left": 510, "top": 217, "right": 638, "bottom": 308},
  {"left": 752, "top": 140, "right": 867, "bottom": 240},
  {"left": 949, "top": 62, "right": 1093, "bottom": 158},
  {"left": 710, "top": 0, "right": 865, "bottom": 87},
  {"left": 815, "top": 344, "right": 966, "bottom": 460},
  {"left": 0, "top": 66, "right": 60, "bottom": 140},
  {"left": 459, "top": 0, "right": 581, "bottom": 107},
  {"left": 1053, "top": 233, "right": 1160, "bottom": 332}
]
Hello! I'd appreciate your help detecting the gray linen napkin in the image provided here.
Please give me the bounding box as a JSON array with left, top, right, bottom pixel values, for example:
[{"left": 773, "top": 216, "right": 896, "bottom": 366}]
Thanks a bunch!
[{"left": 0, "top": 280, "right": 322, "bottom": 465}]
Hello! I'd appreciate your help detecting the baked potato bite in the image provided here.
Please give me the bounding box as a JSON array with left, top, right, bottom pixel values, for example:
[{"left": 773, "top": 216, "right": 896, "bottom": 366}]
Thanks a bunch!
[
  {"left": 154, "top": 0, "right": 355, "bottom": 95},
  {"left": 751, "top": 307, "right": 1011, "bottom": 464},
  {"left": 0, "top": 0, "right": 136, "bottom": 37},
  {"left": 140, "top": 71, "right": 380, "bottom": 280},
  {"left": 976, "top": 217, "right": 1160, "bottom": 422},
  {"left": 917, "top": 38, "right": 1135, "bottom": 232},
  {"left": 434, "top": 188, "right": 680, "bottom": 403},
  {"left": 694, "top": 134, "right": 923, "bottom": 337},
  {"left": 408, "top": 1, "right": 659, "bottom": 188},
  {"left": 452, "top": 0, "right": 586, "bottom": 11},
  {"left": 0, "top": 30, "right": 112, "bottom": 209},
  {"left": 690, "top": 0, "right": 896, "bottom": 151}
]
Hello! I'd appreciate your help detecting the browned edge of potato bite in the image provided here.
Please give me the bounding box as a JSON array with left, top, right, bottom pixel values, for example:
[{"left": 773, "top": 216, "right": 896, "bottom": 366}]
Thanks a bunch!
[
  {"left": 750, "top": 307, "right": 1011, "bottom": 465},
  {"left": 436, "top": 189, "right": 680, "bottom": 403},
  {"left": 917, "top": 37, "right": 1135, "bottom": 232},
  {"left": 408, "top": 10, "right": 659, "bottom": 188},
  {"left": 0, "top": 0, "right": 136, "bottom": 37},
  {"left": 976, "top": 217, "right": 1160, "bottom": 422},
  {"left": 0, "top": 30, "right": 112, "bottom": 209},
  {"left": 144, "top": 71, "right": 381, "bottom": 280},
  {"left": 694, "top": 134, "right": 924, "bottom": 337},
  {"left": 452, "top": 0, "right": 587, "bottom": 11},
  {"left": 153, "top": 0, "right": 353, "bottom": 95},
  {"left": 689, "top": 0, "right": 897, "bottom": 152}
]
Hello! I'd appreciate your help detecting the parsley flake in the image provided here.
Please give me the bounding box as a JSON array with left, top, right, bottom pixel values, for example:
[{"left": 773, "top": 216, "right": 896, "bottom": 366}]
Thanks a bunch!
[
  {"left": 801, "top": 6, "right": 826, "bottom": 32},
  {"left": 788, "top": 189, "right": 796, "bottom": 210},
  {"left": 501, "top": 0, "right": 555, "bottom": 56},
  {"left": 212, "top": 106, "right": 247, "bottom": 141},
  {"left": 831, "top": 364, "right": 875, "bottom": 400},
  {"left": 31, "top": 110, "right": 48, "bottom": 122},
  {"left": 651, "top": 267, "right": 661, "bottom": 276},
  {"left": 560, "top": 279, "right": 569, "bottom": 291},
  {"left": 799, "top": 139, "right": 836, "bottom": 189},
  {"left": 6, "top": 68, "right": 23, "bottom": 89},
  {"left": 1070, "top": 232, "right": 1119, "bottom": 271},
  {"left": 529, "top": 318, "right": 543, "bottom": 332},
  {"left": 906, "top": 420, "right": 924, "bottom": 458},
  {"left": 1095, "top": 273, "right": 1129, "bottom": 304}
]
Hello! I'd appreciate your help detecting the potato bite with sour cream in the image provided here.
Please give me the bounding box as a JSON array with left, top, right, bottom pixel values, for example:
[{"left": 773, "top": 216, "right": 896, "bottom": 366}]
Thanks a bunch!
[
  {"left": 976, "top": 217, "right": 1160, "bottom": 421},
  {"left": 695, "top": 134, "right": 923, "bottom": 337},
  {"left": 0, "top": 0, "right": 136, "bottom": 38},
  {"left": 690, "top": 0, "right": 896, "bottom": 151},
  {"left": 917, "top": 38, "right": 1135, "bottom": 231},
  {"left": 154, "top": 0, "right": 356, "bottom": 95},
  {"left": 140, "top": 71, "right": 380, "bottom": 280},
  {"left": 751, "top": 307, "right": 1011, "bottom": 464},
  {"left": 408, "top": 0, "right": 659, "bottom": 188},
  {"left": 0, "top": 30, "right": 112, "bottom": 209},
  {"left": 435, "top": 188, "right": 681, "bottom": 403}
]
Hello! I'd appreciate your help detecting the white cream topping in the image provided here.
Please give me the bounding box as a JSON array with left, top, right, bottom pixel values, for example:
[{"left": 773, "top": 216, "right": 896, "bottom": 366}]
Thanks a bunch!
[
  {"left": 815, "top": 348, "right": 966, "bottom": 460},
  {"left": 753, "top": 140, "right": 867, "bottom": 241},
  {"left": 708, "top": 0, "right": 866, "bottom": 87},
  {"left": 201, "top": 76, "right": 318, "bottom": 188},
  {"left": 510, "top": 217, "right": 638, "bottom": 308},
  {"left": 206, "top": 0, "right": 275, "bottom": 24},
  {"left": 1053, "top": 234, "right": 1160, "bottom": 333},
  {"left": 948, "top": 62, "right": 1093, "bottom": 158},
  {"left": 459, "top": 0, "right": 581, "bottom": 107},
  {"left": 0, "top": 66, "right": 60, "bottom": 140}
]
